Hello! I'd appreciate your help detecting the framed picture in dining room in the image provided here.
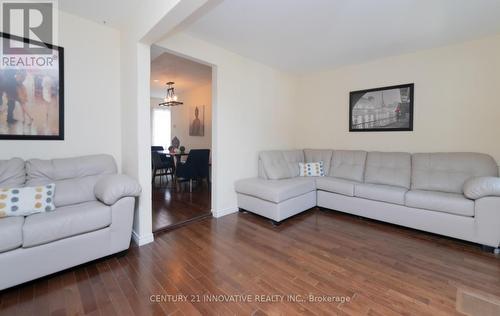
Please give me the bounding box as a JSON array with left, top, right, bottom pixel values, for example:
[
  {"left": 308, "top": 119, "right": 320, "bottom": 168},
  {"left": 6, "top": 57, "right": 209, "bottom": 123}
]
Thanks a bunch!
[
  {"left": 189, "top": 105, "right": 205, "bottom": 136},
  {"left": 0, "top": 32, "right": 64, "bottom": 140},
  {"left": 349, "top": 83, "right": 414, "bottom": 132}
]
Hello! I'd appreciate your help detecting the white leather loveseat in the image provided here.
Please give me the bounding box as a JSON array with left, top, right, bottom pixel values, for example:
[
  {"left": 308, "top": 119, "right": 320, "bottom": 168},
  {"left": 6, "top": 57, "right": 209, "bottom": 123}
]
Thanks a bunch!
[
  {"left": 235, "top": 149, "right": 500, "bottom": 250},
  {"left": 0, "top": 155, "right": 141, "bottom": 290}
]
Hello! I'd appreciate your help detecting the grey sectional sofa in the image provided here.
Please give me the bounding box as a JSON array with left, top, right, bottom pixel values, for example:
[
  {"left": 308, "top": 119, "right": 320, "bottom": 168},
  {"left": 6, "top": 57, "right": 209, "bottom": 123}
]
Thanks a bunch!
[
  {"left": 235, "top": 149, "right": 500, "bottom": 249},
  {"left": 0, "top": 155, "right": 141, "bottom": 290}
]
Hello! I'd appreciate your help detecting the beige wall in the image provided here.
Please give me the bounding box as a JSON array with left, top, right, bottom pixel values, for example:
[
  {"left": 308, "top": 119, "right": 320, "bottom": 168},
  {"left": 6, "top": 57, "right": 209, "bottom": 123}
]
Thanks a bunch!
[
  {"left": 170, "top": 82, "right": 212, "bottom": 151},
  {"left": 0, "top": 12, "right": 122, "bottom": 168},
  {"left": 294, "top": 35, "right": 500, "bottom": 167}
]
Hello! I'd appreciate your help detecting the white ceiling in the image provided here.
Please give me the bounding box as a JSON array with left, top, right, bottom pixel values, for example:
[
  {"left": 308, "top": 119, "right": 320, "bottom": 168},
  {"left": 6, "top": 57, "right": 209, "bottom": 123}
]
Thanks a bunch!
[
  {"left": 59, "top": 0, "right": 140, "bottom": 29},
  {"left": 60, "top": 0, "right": 500, "bottom": 74},
  {"left": 184, "top": 0, "right": 500, "bottom": 73},
  {"left": 150, "top": 46, "right": 212, "bottom": 99}
]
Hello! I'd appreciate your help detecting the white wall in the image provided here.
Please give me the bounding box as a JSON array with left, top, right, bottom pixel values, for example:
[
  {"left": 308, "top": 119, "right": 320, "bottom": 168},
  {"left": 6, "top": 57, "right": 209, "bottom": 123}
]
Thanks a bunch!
[
  {"left": 294, "top": 35, "right": 500, "bottom": 167},
  {"left": 170, "top": 82, "right": 212, "bottom": 151},
  {"left": 120, "top": 38, "right": 153, "bottom": 245},
  {"left": 156, "top": 33, "right": 298, "bottom": 216},
  {"left": 0, "top": 12, "right": 122, "bottom": 168}
]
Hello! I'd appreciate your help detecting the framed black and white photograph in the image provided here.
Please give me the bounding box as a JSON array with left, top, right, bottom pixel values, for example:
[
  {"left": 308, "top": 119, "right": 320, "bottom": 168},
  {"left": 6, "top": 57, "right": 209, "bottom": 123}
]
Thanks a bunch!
[
  {"left": 349, "top": 83, "right": 413, "bottom": 132},
  {"left": 0, "top": 32, "right": 64, "bottom": 140}
]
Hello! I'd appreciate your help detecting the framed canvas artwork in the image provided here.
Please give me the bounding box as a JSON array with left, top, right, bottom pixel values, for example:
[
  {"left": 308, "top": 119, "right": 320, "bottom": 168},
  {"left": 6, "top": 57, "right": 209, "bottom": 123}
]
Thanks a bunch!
[
  {"left": 189, "top": 105, "right": 205, "bottom": 137},
  {"left": 0, "top": 32, "right": 64, "bottom": 140}
]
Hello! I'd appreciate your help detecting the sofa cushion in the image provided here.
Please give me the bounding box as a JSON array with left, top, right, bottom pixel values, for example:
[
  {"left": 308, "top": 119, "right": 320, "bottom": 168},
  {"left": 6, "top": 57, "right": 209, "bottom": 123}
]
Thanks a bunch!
[
  {"left": 235, "top": 177, "right": 315, "bottom": 203},
  {"left": 0, "top": 217, "right": 24, "bottom": 253},
  {"left": 365, "top": 152, "right": 411, "bottom": 188},
  {"left": 259, "top": 151, "right": 289, "bottom": 180},
  {"left": 282, "top": 150, "right": 304, "bottom": 177},
  {"left": 26, "top": 155, "right": 117, "bottom": 207},
  {"left": 411, "top": 153, "right": 498, "bottom": 194},
  {"left": 304, "top": 149, "right": 333, "bottom": 175},
  {"left": 0, "top": 158, "right": 25, "bottom": 188},
  {"left": 258, "top": 158, "right": 267, "bottom": 179},
  {"left": 405, "top": 190, "right": 475, "bottom": 217},
  {"left": 330, "top": 150, "right": 367, "bottom": 182},
  {"left": 259, "top": 150, "right": 304, "bottom": 180},
  {"left": 22, "top": 201, "right": 112, "bottom": 248},
  {"left": 355, "top": 183, "right": 407, "bottom": 205},
  {"left": 316, "top": 177, "right": 359, "bottom": 197}
]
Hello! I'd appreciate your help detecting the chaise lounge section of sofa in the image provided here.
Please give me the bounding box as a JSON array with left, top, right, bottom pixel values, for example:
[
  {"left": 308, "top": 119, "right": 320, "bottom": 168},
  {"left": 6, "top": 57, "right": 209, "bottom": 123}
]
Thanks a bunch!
[{"left": 235, "top": 149, "right": 500, "bottom": 249}]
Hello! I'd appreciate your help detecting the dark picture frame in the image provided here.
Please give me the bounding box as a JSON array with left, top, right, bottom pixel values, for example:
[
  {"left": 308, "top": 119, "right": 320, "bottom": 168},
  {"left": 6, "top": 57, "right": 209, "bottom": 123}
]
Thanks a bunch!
[
  {"left": 0, "top": 32, "right": 64, "bottom": 140},
  {"left": 349, "top": 83, "right": 414, "bottom": 132}
]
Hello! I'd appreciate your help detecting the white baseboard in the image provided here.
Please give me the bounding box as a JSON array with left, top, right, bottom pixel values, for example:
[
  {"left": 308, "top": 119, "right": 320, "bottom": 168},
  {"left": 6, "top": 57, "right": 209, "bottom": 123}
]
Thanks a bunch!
[
  {"left": 212, "top": 206, "right": 238, "bottom": 218},
  {"left": 132, "top": 230, "right": 154, "bottom": 246}
]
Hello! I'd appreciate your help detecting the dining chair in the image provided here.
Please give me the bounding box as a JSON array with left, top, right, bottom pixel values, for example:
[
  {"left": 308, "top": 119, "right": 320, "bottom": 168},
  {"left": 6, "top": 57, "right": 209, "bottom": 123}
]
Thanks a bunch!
[
  {"left": 151, "top": 146, "right": 164, "bottom": 152},
  {"left": 151, "top": 151, "right": 175, "bottom": 187},
  {"left": 175, "top": 149, "right": 210, "bottom": 192}
]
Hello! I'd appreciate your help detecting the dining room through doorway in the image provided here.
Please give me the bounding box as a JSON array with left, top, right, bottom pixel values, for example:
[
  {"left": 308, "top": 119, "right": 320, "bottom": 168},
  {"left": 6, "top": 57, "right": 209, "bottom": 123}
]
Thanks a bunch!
[{"left": 150, "top": 46, "right": 212, "bottom": 233}]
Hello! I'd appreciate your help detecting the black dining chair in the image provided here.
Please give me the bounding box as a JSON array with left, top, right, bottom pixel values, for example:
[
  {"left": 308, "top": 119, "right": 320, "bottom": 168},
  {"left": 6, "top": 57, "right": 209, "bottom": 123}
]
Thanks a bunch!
[
  {"left": 151, "top": 145, "right": 175, "bottom": 169},
  {"left": 152, "top": 151, "right": 175, "bottom": 187},
  {"left": 151, "top": 146, "right": 164, "bottom": 152},
  {"left": 175, "top": 149, "right": 210, "bottom": 192},
  {"left": 151, "top": 146, "right": 163, "bottom": 169}
]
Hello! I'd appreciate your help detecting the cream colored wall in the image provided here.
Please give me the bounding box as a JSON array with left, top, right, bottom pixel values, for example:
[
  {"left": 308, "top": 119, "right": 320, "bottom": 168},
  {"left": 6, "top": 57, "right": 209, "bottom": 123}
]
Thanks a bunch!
[
  {"left": 156, "top": 33, "right": 298, "bottom": 216},
  {"left": 0, "top": 12, "right": 122, "bottom": 168},
  {"left": 294, "top": 35, "right": 500, "bottom": 168},
  {"left": 170, "top": 82, "right": 212, "bottom": 151}
]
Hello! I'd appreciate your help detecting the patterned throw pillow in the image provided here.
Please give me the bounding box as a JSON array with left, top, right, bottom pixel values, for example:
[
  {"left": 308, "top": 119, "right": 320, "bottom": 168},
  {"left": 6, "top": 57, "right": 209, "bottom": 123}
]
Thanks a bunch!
[
  {"left": 299, "top": 162, "right": 325, "bottom": 177},
  {"left": 0, "top": 184, "right": 56, "bottom": 218}
]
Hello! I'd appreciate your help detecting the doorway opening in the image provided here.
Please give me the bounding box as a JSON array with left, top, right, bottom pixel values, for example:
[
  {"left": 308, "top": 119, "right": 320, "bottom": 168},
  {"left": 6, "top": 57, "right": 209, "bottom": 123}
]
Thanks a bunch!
[{"left": 150, "top": 45, "right": 212, "bottom": 233}]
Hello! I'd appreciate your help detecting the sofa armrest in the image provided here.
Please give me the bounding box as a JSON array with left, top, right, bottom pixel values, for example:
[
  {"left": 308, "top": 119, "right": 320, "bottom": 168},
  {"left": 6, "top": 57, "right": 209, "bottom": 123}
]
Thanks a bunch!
[
  {"left": 463, "top": 177, "right": 500, "bottom": 200},
  {"left": 95, "top": 174, "right": 142, "bottom": 205}
]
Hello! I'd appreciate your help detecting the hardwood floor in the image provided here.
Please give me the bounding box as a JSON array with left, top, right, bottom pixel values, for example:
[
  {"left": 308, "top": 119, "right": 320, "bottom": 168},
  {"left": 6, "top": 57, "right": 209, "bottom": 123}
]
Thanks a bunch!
[
  {"left": 1, "top": 208, "right": 500, "bottom": 315},
  {"left": 152, "top": 180, "right": 211, "bottom": 233}
]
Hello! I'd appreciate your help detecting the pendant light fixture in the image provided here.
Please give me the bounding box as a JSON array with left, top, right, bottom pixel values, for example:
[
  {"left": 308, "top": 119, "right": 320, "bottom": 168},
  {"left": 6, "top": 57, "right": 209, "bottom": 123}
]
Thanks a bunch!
[{"left": 159, "top": 82, "right": 183, "bottom": 106}]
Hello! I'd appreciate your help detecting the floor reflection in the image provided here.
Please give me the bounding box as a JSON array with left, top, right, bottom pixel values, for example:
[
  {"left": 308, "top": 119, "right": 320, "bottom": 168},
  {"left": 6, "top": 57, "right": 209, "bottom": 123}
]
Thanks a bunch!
[{"left": 152, "top": 179, "right": 211, "bottom": 233}]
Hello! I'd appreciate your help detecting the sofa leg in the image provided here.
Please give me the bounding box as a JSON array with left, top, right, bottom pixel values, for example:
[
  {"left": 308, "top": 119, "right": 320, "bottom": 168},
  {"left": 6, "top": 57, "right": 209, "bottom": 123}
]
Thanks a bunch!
[
  {"left": 481, "top": 245, "right": 493, "bottom": 252},
  {"left": 115, "top": 249, "right": 129, "bottom": 258},
  {"left": 481, "top": 245, "right": 500, "bottom": 254},
  {"left": 270, "top": 220, "right": 281, "bottom": 227}
]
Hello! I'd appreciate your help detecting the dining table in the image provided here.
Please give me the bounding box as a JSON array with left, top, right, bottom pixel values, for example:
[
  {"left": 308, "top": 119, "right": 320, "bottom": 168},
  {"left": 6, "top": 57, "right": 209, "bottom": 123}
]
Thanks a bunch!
[{"left": 158, "top": 150, "right": 189, "bottom": 165}]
